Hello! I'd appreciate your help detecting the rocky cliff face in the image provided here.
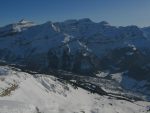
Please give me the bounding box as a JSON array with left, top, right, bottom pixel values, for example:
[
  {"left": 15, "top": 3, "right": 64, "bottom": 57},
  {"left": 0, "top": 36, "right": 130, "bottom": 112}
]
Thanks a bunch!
[{"left": 0, "top": 19, "right": 150, "bottom": 80}]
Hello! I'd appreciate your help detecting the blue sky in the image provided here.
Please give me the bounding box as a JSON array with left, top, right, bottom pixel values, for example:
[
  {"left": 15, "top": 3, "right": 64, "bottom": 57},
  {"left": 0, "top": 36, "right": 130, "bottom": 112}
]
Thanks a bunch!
[{"left": 0, "top": 0, "right": 150, "bottom": 27}]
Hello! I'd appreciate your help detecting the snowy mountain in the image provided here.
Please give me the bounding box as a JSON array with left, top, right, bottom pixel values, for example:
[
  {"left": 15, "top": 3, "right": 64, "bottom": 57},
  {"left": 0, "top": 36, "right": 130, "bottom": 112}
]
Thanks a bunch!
[
  {"left": 0, "top": 18, "right": 150, "bottom": 104},
  {"left": 0, "top": 66, "right": 150, "bottom": 113},
  {"left": 0, "top": 19, "right": 35, "bottom": 37}
]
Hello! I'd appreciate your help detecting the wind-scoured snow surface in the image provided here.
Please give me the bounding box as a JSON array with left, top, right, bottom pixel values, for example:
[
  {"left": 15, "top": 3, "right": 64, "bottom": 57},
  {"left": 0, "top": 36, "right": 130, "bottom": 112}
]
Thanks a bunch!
[{"left": 0, "top": 66, "right": 149, "bottom": 113}]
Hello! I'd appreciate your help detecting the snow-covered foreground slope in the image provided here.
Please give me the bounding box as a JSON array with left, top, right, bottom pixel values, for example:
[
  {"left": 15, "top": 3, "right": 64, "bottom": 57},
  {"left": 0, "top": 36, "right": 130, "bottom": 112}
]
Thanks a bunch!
[{"left": 0, "top": 66, "right": 150, "bottom": 113}]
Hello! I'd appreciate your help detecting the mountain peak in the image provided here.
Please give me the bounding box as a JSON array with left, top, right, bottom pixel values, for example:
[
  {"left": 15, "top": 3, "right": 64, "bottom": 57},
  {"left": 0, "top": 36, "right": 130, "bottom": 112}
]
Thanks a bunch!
[
  {"left": 99, "top": 21, "right": 110, "bottom": 26},
  {"left": 18, "top": 19, "right": 34, "bottom": 25},
  {"left": 78, "top": 18, "right": 93, "bottom": 23},
  {"left": 0, "top": 19, "right": 36, "bottom": 37},
  {"left": 64, "top": 19, "right": 78, "bottom": 24}
]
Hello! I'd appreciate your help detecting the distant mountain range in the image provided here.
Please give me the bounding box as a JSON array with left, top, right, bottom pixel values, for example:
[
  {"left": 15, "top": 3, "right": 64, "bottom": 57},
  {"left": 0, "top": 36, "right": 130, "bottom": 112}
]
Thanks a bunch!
[{"left": 0, "top": 18, "right": 150, "bottom": 100}]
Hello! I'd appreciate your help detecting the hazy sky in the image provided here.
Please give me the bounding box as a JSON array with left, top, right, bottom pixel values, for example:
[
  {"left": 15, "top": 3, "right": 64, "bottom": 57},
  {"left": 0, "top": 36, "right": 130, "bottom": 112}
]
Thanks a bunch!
[{"left": 0, "top": 0, "right": 150, "bottom": 27}]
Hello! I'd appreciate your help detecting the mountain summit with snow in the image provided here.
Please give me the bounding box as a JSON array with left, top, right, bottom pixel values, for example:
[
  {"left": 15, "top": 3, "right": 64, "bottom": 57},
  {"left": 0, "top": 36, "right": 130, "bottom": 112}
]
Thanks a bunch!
[{"left": 0, "top": 19, "right": 35, "bottom": 37}]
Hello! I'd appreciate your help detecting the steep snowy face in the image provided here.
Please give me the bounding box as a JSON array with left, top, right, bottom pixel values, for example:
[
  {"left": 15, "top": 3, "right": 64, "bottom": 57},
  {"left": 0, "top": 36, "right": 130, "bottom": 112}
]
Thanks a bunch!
[
  {"left": 15, "top": 19, "right": 36, "bottom": 31},
  {"left": 0, "top": 19, "right": 35, "bottom": 37},
  {"left": 0, "top": 66, "right": 150, "bottom": 113}
]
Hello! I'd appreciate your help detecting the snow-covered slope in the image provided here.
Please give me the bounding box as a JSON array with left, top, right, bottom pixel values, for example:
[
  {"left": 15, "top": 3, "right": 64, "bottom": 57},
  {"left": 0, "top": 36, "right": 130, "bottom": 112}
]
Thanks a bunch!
[
  {"left": 0, "top": 66, "right": 150, "bottom": 113},
  {"left": 0, "top": 19, "right": 35, "bottom": 37}
]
